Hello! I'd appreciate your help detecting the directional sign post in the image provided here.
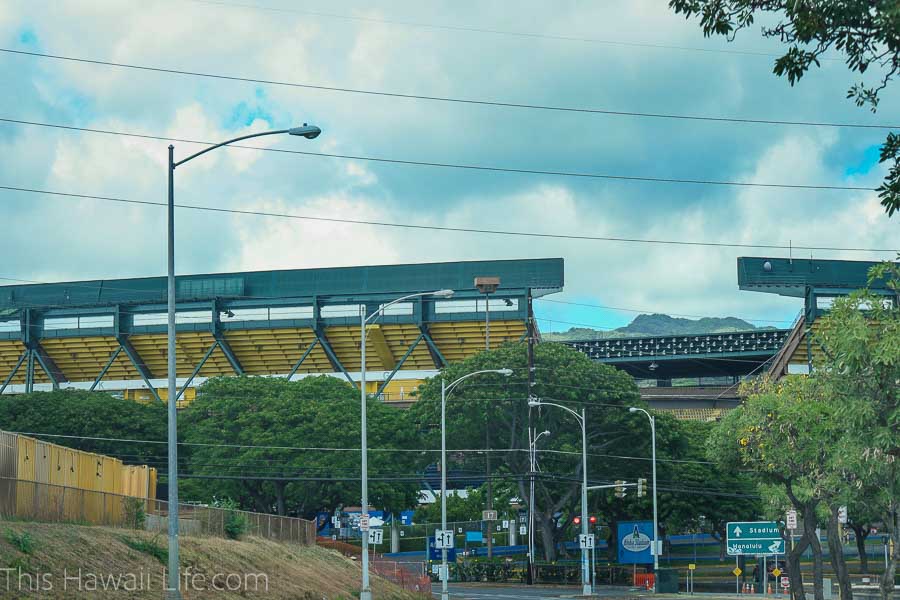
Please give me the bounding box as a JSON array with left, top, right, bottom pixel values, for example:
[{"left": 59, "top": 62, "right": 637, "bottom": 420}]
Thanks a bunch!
[
  {"left": 435, "top": 529, "right": 454, "bottom": 549},
  {"left": 727, "top": 521, "right": 784, "bottom": 556}
]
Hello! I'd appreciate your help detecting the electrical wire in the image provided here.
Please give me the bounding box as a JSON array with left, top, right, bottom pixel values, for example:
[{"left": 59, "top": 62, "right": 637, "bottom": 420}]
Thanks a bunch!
[
  {"left": 1, "top": 49, "right": 880, "bottom": 128},
  {"left": 0, "top": 117, "right": 883, "bottom": 193},
  {"left": 186, "top": 0, "right": 837, "bottom": 62},
  {"left": 12, "top": 431, "right": 720, "bottom": 465},
  {"left": 1, "top": 184, "right": 895, "bottom": 253}
]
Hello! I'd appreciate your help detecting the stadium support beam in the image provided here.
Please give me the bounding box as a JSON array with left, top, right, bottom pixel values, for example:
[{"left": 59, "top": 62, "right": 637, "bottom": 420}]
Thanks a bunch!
[
  {"left": 177, "top": 341, "right": 219, "bottom": 401},
  {"left": 31, "top": 345, "right": 66, "bottom": 390},
  {"left": 287, "top": 339, "right": 319, "bottom": 380},
  {"left": 0, "top": 350, "right": 27, "bottom": 394},
  {"left": 314, "top": 328, "right": 355, "bottom": 387},
  {"left": 117, "top": 335, "right": 163, "bottom": 404},
  {"left": 368, "top": 324, "right": 396, "bottom": 371},
  {"left": 90, "top": 346, "right": 123, "bottom": 392},
  {"left": 419, "top": 325, "right": 446, "bottom": 369},
  {"left": 211, "top": 300, "right": 243, "bottom": 375},
  {"left": 376, "top": 333, "right": 424, "bottom": 397}
]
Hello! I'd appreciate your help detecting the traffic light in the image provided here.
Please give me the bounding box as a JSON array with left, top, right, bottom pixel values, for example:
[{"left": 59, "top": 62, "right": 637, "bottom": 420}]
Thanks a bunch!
[
  {"left": 637, "top": 478, "right": 647, "bottom": 498},
  {"left": 589, "top": 515, "right": 597, "bottom": 525},
  {"left": 573, "top": 516, "right": 582, "bottom": 526},
  {"left": 615, "top": 480, "right": 627, "bottom": 498}
]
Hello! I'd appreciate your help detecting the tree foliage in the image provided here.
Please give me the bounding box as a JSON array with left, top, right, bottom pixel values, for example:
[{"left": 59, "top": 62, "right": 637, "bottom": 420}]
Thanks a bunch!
[
  {"left": 0, "top": 389, "right": 166, "bottom": 463},
  {"left": 669, "top": 1, "right": 900, "bottom": 215},
  {"left": 180, "top": 375, "right": 424, "bottom": 518}
]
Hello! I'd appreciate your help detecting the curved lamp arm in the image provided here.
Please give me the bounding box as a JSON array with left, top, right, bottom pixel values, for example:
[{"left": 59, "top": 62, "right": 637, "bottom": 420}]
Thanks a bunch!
[
  {"left": 445, "top": 368, "right": 513, "bottom": 397},
  {"left": 364, "top": 289, "right": 454, "bottom": 324},
  {"left": 528, "top": 399, "right": 584, "bottom": 426},
  {"left": 174, "top": 124, "right": 321, "bottom": 168}
]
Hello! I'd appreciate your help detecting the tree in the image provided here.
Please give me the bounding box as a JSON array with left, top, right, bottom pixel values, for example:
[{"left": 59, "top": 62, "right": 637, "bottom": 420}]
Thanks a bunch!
[
  {"left": 409, "top": 342, "right": 642, "bottom": 561},
  {"left": 180, "top": 375, "right": 424, "bottom": 518},
  {"left": 0, "top": 389, "right": 166, "bottom": 463},
  {"left": 661, "top": 420, "right": 762, "bottom": 561},
  {"left": 814, "top": 264, "right": 900, "bottom": 600},
  {"left": 669, "top": 1, "right": 900, "bottom": 216},
  {"left": 709, "top": 376, "right": 840, "bottom": 600}
]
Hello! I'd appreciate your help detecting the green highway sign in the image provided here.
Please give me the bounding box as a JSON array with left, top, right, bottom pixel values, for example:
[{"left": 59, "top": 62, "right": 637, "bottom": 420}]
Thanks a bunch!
[{"left": 727, "top": 521, "right": 784, "bottom": 556}]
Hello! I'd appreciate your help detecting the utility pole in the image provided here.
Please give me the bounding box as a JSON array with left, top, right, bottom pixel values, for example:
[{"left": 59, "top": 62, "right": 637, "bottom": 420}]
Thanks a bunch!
[
  {"left": 474, "top": 276, "right": 500, "bottom": 559},
  {"left": 526, "top": 291, "right": 536, "bottom": 585}
]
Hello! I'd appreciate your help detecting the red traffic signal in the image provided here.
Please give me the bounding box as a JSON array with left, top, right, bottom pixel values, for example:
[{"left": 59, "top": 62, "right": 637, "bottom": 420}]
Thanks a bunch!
[
  {"left": 573, "top": 516, "right": 582, "bottom": 525},
  {"left": 589, "top": 515, "right": 597, "bottom": 525}
]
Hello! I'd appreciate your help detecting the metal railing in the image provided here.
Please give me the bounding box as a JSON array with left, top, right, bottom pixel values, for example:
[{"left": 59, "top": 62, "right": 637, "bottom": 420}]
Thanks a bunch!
[{"left": 0, "top": 477, "right": 315, "bottom": 545}]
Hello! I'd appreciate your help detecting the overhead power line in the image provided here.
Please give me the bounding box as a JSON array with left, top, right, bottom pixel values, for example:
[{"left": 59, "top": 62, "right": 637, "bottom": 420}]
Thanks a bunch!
[
  {"left": 0, "top": 117, "right": 879, "bottom": 192},
  {"left": 0, "top": 48, "right": 892, "bottom": 130},
  {"left": 187, "top": 0, "right": 844, "bottom": 62},
  {"left": 1, "top": 184, "right": 896, "bottom": 253}
]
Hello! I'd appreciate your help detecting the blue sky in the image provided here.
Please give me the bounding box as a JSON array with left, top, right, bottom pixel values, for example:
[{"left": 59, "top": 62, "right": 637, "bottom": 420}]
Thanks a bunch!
[{"left": 0, "top": 0, "right": 897, "bottom": 333}]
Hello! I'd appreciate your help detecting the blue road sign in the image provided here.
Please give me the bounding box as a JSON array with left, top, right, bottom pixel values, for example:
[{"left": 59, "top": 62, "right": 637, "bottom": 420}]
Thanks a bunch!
[
  {"left": 727, "top": 521, "right": 784, "bottom": 556},
  {"left": 617, "top": 521, "right": 654, "bottom": 564}
]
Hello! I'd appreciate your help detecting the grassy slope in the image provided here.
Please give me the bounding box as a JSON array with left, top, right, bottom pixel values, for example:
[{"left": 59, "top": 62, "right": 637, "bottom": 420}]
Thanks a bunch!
[{"left": 0, "top": 520, "right": 423, "bottom": 599}]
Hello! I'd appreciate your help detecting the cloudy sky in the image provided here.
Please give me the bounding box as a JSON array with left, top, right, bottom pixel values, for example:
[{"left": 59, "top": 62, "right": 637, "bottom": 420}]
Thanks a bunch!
[{"left": 1, "top": 0, "right": 897, "bottom": 332}]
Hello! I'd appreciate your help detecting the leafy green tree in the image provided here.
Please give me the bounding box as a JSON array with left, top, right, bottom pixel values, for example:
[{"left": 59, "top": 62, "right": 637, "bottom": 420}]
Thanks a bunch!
[
  {"left": 0, "top": 389, "right": 166, "bottom": 463},
  {"left": 709, "top": 376, "right": 839, "bottom": 600},
  {"left": 669, "top": 1, "right": 900, "bottom": 216},
  {"left": 814, "top": 264, "right": 900, "bottom": 600},
  {"left": 409, "top": 342, "right": 642, "bottom": 561},
  {"left": 180, "top": 375, "right": 424, "bottom": 518},
  {"left": 660, "top": 420, "right": 762, "bottom": 561}
]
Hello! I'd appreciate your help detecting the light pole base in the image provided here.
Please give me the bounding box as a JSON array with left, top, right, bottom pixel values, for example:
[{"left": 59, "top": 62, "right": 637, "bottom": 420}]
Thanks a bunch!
[
  {"left": 359, "top": 590, "right": 372, "bottom": 600},
  {"left": 441, "top": 592, "right": 450, "bottom": 600},
  {"left": 582, "top": 583, "right": 593, "bottom": 596},
  {"left": 165, "top": 590, "right": 182, "bottom": 600}
]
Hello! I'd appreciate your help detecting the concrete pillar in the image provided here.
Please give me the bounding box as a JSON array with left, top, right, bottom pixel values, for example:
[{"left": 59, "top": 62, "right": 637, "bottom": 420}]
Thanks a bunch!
[{"left": 390, "top": 514, "right": 400, "bottom": 553}]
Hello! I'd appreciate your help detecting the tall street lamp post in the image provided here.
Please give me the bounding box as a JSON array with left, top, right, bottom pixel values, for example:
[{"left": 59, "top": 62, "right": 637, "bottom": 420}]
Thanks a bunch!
[
  {"left": 166, "top": 124, "right": 321, "bottom": 600},
  {"left": 528, "top": 429, "right": 550, "bottom": 580},
  {"left": 630, "top": 406, "right": 660, "bottom": 587},
  {"left": 529, "top": 399, "right": 591, "bottom": 596},
  {"left": 440, "top": 368, "right": 513, "bottom": 600},
  {"left": 358, "top": 289, "right": 454, "bottom": 600}
]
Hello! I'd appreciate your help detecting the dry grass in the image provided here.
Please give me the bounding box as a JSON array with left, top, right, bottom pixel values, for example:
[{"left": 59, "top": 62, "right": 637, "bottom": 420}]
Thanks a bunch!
[{"left": 0, "top": 520, "right": 424, "bottom": 599}]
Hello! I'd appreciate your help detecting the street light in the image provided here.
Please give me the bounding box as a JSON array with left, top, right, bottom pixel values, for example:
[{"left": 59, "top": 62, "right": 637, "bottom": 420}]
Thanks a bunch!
[
  {"left": 359, "top": 289, "right": 454, "bottom": 600},
  {"left": 528, "top": 429, "right": 550, "bottom": 580},
  {"left": 165, "top": 123, "right": 321, "bottom": 600},
  {"left": 529, "top": 399, "right": 591, "bottom": 596},
  {"left": 630, "top": 406, "right": 660, "bottom": 588},
  {"left": 439, "top": 368, "right": 513, "bottom": 600}
]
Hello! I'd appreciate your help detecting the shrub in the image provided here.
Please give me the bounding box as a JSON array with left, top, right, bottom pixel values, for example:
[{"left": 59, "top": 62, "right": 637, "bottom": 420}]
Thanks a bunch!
[
  {"left": 122, "top": 497, "right": 147, "bottom": 530},
  {"left": 5, "top": 529, "right": 34, "bottom": 554}
]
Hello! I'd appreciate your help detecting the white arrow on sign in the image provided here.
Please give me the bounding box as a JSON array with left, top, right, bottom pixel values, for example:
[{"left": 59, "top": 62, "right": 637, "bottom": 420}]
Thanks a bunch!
[{"left": 733, "top": 526, "right": 743, "bottom": 537}]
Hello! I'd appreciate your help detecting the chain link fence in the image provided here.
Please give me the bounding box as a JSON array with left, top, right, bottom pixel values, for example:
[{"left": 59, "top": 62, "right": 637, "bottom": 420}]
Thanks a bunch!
[{"left": 0, "top": 477, "right": 315, "bottom": 545}]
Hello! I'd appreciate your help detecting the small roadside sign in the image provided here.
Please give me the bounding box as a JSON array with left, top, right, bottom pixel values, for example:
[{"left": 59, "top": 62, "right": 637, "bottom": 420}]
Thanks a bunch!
[
  {"left": 482, "top": 510, "right": 497, "bottom": 521},
  {"left": 359, "top": 514, "right": 370, "bottom": 532},
  {"left": 434, "top": 529, "right": 454, "bottom": 549},
  {"left": 688, "top": 564, "right": 696, "bottom": 571},
  {"left": 781, "top": 577, "right": 790, "bottom": 589},
  {"left": 368, "top": 529, "right": 383, "bottom": 545},
  {"left": 579, "top": 534, "right": 595, "bottom": 549},
  {"left": 733, "top": 567, "right": 743, "bottom": 577},
  {"left": 503, "top": 519, "right": 509, "bottom": 529},
  {"left": 727, "top": 521, "right": 784, "bottom": 555},
  {"left": 786, "top": 510, "right": 798, "bottom": 530},
  {"left": 772, "top": 568, "right": 782, "bottom": 577},
  {"left": 519, "top": 525, "right": 527, "bottom": 536}
]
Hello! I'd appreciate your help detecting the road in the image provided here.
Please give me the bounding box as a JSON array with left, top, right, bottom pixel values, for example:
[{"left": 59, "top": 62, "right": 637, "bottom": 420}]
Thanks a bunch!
[{"left": 436, "top": 583, "right": 638, "bottom": 599}]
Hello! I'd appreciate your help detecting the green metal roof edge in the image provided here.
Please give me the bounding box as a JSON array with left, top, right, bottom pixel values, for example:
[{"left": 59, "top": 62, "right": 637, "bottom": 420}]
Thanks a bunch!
[
  {"left": 737, "top": 256, "right": 896, "bottom": 298},
  {"left": 0, "top": 258, "right": 564, "bottom": 310}
]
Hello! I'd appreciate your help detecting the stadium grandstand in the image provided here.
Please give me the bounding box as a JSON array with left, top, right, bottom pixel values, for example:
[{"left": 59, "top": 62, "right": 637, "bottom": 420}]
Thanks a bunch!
[{"left": 2, "top": 256, "right": 891, "bottom": 421}]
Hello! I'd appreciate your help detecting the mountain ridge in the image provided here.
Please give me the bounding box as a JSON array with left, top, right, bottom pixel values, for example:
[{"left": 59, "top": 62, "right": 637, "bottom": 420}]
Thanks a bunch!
[{"left": 543, "top": 313, "right": 774, "bottom": 341}]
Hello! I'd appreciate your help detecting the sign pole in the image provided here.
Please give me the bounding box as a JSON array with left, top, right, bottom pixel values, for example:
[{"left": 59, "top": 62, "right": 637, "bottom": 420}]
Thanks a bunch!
[{"left": 736, "top": 557, "right": 740, "bottom": 595}]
